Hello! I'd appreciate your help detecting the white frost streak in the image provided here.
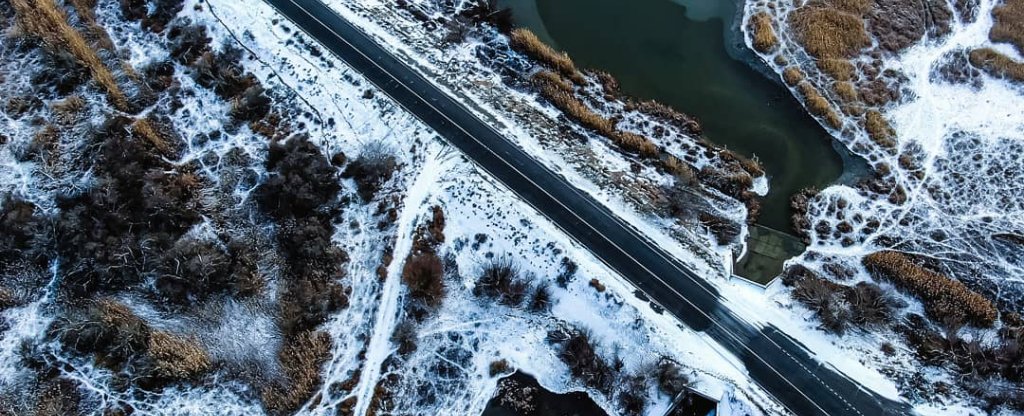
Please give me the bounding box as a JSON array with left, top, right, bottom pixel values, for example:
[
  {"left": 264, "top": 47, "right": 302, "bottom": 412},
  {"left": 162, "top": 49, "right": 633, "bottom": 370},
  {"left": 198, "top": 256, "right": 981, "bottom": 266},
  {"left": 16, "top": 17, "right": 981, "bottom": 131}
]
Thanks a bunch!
[{"left": 349, "top": 149, "right": 454, "bottom": 416}]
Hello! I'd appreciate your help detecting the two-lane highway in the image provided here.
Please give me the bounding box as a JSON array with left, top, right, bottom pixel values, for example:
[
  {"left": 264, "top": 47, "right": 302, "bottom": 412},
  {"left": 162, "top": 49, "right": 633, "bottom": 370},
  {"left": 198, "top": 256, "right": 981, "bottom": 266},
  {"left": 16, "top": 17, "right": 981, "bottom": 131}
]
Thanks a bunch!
[{"left": 262, "top": 0, "right": 910, "bottom": 414}]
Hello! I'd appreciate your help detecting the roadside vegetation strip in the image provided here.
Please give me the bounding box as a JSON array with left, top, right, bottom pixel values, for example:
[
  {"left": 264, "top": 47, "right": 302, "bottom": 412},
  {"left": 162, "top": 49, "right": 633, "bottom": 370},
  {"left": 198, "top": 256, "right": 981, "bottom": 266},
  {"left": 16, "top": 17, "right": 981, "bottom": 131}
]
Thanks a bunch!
[
  {"left": 509, "top": 28, "right": 586, "bottom": 84},
  {"left": 863, "top": 251, "right": 998, "bottom": 327},
  {"left": 11, "top": 0, "right": 130, "bottom": 111}
]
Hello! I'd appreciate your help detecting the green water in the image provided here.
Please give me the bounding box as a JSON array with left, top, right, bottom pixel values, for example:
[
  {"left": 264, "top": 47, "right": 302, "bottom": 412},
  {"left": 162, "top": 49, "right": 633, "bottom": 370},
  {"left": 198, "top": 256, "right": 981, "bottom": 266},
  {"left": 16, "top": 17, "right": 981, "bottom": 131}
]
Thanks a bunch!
[{"left": 499, "top": 0, "right": 849, "bottom": 231}]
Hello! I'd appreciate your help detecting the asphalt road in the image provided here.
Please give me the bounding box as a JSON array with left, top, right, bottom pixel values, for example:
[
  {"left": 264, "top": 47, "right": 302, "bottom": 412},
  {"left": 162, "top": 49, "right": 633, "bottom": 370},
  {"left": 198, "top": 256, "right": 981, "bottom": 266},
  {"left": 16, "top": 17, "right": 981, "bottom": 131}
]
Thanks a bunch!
[{"left": 261, "top": 0, "right": 911, "bottom": 414}]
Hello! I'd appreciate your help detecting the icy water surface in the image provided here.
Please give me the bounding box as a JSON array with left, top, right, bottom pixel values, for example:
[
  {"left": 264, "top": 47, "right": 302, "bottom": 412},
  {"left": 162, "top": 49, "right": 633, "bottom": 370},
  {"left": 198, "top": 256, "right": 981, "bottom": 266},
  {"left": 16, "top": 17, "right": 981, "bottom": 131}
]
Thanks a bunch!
[{"left": 500, "top": 0, "right": 856, "bottom": 231}]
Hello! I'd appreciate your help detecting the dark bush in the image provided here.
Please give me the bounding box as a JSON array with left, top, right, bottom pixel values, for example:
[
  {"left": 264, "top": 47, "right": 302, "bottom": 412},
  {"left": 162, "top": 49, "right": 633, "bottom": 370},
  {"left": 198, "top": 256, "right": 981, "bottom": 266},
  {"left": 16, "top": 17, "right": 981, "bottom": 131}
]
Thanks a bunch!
[
  {"left": 255, "top": 136, "right": 341, "bottom": 219},
  {"left": 391, "top": 319, "right": 418, "bottom": 356},
  {"left": 618, "top": 374, "right": 648, "bottom": 416},
  {"left": 167, "top": 23, "right": 211, "bottom": 65},
  {"left": 401, "top": 252, "right": 445, "bottom": 308},
  {"left": 120, "top": 0, "right": 184, "bottom": 33},
  {"left": 655, "top": 357, "right": 688, "bottom": 396},
  {"left": 231, "top": 84, "right": 272, "bottom": 123},
  {"left": 528, "top": 282, "right": 553, "bottom": 312},
  {"left": 555, "top": 257, "right": 577, "bottom": 288},
  {"left": 342, "top": 144, "right": 397, "bottom": 201},
  {"left": 474, "top": 257, "right": 528, "bottom": 307},
  {"left": 558, "top": 330, "right": 615, "bottom": 393},
  {"left": 0, "top": 197, "right": 47, "bottom": 269},
  {"left": 154, "top": 238, "right": 231, "bottom": 304}
]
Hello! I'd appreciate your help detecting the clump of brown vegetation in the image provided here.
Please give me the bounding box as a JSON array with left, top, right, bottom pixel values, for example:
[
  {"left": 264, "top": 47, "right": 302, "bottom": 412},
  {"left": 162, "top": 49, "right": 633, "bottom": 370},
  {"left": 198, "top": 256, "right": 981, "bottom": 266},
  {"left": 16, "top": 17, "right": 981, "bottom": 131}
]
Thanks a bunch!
[
  {"left": 146, "top": 331, "right": 212, "bottom": 381},
  {"left": 969, "top": 47, "right": 1024, "bottom": 83},
  {"left": 817, "top": 58, "right": 856, "bottom": 82},
  {"left": 11, "top": 0, "right": 129, "bottom": 111},
  {"left": 509, "top": 28, "right": 586, "bottom": 84},
  {"left": 833, "top": 81, "right": 858, "bottom": 101},
  {"left": 533, "top": 74, "right": 659, "bottom": 157},
  {"left": 797, "top": 81, "right": 843, "bottom": 128},
  {"left": 402, "top": 252, "right": 445, "bottom": 309},
  {"left": 262, "top": 330, "right": 333, "bottom": 415},
  {"left": 783, "top": 66, "right": 805, "bottom": 86},
  {"left": 788, "top": 5, "right": 871, "bottom": 59},
  {"left": 864, "top": 110, "right": 897, "bottom": 149},
  {"left": 990, "top": 0, "right": 1024, "bottom": 55},
  {"left": 749, "top": 12, "right": 778, "bottom": 53},
  {"left": 863, "top": 251, "right": 997, "bottom": 327}
]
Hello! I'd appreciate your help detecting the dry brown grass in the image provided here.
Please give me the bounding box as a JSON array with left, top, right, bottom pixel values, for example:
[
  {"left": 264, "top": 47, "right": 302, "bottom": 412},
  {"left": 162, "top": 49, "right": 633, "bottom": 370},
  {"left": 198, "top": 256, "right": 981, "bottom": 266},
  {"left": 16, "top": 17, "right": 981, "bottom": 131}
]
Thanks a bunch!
[
  {"left": 991, "top": 0, "right": 1024, "bottom": 55},
  {"left": 510, "top": 28, "right": 586, "bottom": 84},
  {"left": 51, "top": 95, "right": 86, "bottom": 124},
  {"left": 816, "top": 58, "right": 856, "bottom": 81},
  {"left": 612, "top": 131, "right": 659, "bottom": 158},
  {"left": 262, "top": 330, "right": 332, "bottom": 414},
  {"left": 783, "top": 66, "right": 805, "bottom": 86},
  {"left": 12, "top": 0, "right": 129, "bottom": 111},
  {"left": 749, "top": 12, "right": 779, "bottom": 53},
  {"left": 833, "top": 81, "right": 858, "bottom": 101},
  {"left": 147, "top": 331, "right": 211, "bottom": 380},
  {"left": 532, "top": 70, "right": 573, "bottom": 93},
  {"left": 864, "top": 110, "right": 897, "bottom": 149},
  {"left": 788, "top": 6, "right": 871, "bottom": 59},
  {"left": 824, "top": 0, "right": 874, "bottom": 14},
  {"left": 798, "top": 81, "right": 843, "bottom": 128},
  {"left": 863, "top": 251, "right": 997, "bottom": 327},
  {"left": 0, "top": 287, "right": 16, "bottom": 310},
  {"left": 969, "top": 47, "right": 1024, "bottom": 83},
  {"left": 536, "top": 80, "right": 614, "bottom": 136}
]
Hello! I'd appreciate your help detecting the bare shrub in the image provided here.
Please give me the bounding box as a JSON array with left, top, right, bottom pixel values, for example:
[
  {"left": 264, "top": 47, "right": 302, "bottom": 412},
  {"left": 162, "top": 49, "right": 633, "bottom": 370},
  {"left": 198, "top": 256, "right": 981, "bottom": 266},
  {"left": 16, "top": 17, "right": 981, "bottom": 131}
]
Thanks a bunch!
[
  {"left": 474, "top": 257, "right": 528, "bottom": 307},
  {"left": 342, "top": 143, "right": 398, "bottom": 201},
  {"left": 863, "top": 251, "right": 997, "bottom": 327},
  {"left": 167, "top": 23, "right": 211, "bottom": 65},
  {"left": 558, "top": 329, "right": 615, "bottom": 393},
  {"left": 119, "top": 0, "right": 183, "bottom": 33},
  {"left": 255, "top": 136, "right": 340, "bottom": 218},
  {"left": 789, "top": 266, "right": 900, "bottom": 333},
  {"left": 489, "top": 359, "right": 511, "bottom": 377},
  {"left": 655, "top": 357, "right": 688, "bottom": 396},
  {"left": 509, "top": 28, "right": 585, "bottom": 84},
  {"left": 528, "top": 282, "right": 553, "bottom": 312},
  {"left": 461, "top": 0, "right": 514, "bottom": 33},
  {"left": 788, "top": 6, "right": 871, "bottom": 59},
  {"left": 618, "top": 373, "right": 649, "bottom": 416},
  {"left": 748, "top": 12, "right": 778, "bottom": 53},
  {"left": 401, "top": 252, "right": 445, "bottom": 308},
  {"left": 391, "top": 319, "right": 418, "bottom": 356}
]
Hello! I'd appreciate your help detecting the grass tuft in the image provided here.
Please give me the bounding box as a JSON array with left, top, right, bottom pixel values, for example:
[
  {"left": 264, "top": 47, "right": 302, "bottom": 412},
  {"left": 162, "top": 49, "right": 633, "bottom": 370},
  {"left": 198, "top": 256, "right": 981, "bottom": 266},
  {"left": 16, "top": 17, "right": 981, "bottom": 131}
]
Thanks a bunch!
[
  {"left": 969, "top": 47, "right": 1024, "bottom": 83},
  {"left": 788, "top": 6, "right": 871, "bottom": 59},
  {"left": 510, "top": 28, "right": 586, "bottom": 84},
  {"left": 749, "top": 12, "right": 779, "bottom": 53},
  {"left": 991, "top": 0, "right": 1024, "bottom": 55}
]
